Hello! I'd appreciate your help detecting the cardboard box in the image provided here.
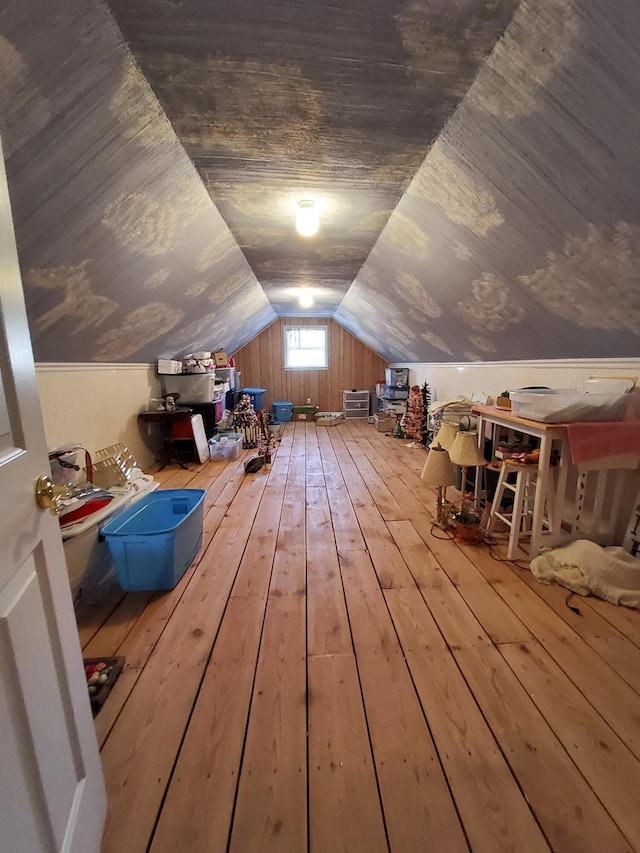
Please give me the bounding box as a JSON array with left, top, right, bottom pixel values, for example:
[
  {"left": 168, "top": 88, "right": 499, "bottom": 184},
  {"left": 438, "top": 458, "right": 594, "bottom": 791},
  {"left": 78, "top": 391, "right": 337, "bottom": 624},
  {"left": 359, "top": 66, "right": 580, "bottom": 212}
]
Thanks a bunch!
[
  {"left": 317, "top": 416, "right": 342, "bottom": 427},
  {"left": 374, "top": 414, "right": 396, "bottom": 432},
  {"left": 157, "top": 359, "right": 182, "bottom": 374},
  {"left": 496, "top": 396, "right": 512, "bottom": 410},
  {"left": 213, "top": 350, "right": 228, "bottom": 367},
  {"left": 293, "top": 405, "right": 318, "bottom": 421}
]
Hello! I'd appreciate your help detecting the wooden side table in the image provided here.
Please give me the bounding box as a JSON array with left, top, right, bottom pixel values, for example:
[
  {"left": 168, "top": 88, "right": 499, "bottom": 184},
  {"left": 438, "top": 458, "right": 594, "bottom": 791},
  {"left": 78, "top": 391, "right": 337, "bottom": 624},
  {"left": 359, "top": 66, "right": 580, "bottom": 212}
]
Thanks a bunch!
[{"left": 138, "top": 408, "right": 193, "bottom": 470}]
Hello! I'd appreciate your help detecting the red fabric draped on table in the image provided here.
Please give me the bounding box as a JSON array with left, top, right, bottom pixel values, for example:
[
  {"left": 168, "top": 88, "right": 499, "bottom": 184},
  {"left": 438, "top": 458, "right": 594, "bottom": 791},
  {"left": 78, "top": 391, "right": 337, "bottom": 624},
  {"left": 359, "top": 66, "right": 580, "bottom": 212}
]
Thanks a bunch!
[{"left": 566, "top": 421, "right": 640, "bottom": 465}]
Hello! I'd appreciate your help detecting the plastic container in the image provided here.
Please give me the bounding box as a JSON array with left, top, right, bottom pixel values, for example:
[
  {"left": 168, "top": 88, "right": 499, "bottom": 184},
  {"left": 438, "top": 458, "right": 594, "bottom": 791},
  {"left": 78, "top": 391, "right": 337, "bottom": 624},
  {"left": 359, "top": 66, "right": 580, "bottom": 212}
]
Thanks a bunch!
[
  {"left": 273, "top": 401, "right": 293, "bottom": 422},
  {"left": 267, "top": 422, "right": 285, "bottom": 440},
  {"left": 208, "top": 433, "right": 243, "bottom": 461},
  {"left": 382, "top": 385, "right": 409, "bottom": 400},
  {"left": 214, "top": 367, "right": 237, "bottom": 389},
  {"left": 385, "top": 367, "right": 409, "bottom": 388},
  {"left": 166, "top": 374, "right": 217, "bottom": 403},
  {"left": 62, "top": 475, "right": 158, "bottom": 603},
  {"left": 509, "top": 389, "right": 629, "bottom": 423},
  {"left": 101, "top": 489, "right": 206, "bottom": 591},
  {"left": 241, "top": 387, "right": 266, "bottom": 410}
]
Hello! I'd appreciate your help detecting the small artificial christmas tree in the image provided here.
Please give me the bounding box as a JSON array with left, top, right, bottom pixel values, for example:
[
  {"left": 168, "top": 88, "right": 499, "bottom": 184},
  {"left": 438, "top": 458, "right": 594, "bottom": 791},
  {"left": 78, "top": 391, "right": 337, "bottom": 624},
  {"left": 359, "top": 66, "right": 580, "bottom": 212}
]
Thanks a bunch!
[
  {"left": 421, "top": 382, "right": 432, "bottom": 446},
  {"left": 232, "top": 394, "right": 259, "bottom": 448},
  {"left": 403, "top": 385, "right": 425, "bottom": 442},
  {"left": 393, "top": 416, "right": 404, "bottom": 439}
]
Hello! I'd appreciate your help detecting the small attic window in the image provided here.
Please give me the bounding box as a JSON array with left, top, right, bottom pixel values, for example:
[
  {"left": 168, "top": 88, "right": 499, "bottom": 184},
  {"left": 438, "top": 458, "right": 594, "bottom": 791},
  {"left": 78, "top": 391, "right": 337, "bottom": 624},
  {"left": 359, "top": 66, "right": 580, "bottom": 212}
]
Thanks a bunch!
[{"left": 284, "top": 325, "right": 328, "bottom": 369}]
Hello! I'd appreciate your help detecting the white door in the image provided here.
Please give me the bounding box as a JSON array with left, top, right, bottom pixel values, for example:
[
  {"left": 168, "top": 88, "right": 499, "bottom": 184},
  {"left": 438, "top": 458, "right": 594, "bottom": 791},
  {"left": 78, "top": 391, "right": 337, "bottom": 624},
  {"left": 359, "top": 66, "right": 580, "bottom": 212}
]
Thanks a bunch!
[{"left": 0, "top": 139, "right": 106, "bottom": 851}]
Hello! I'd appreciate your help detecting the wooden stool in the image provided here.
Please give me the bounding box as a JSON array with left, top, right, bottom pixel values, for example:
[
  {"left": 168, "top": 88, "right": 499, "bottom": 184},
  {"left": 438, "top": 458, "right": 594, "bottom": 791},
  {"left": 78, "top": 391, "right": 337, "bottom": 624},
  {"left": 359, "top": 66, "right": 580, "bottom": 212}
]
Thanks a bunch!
[{"left": 487, "top": 461, "right": 551, "bottom": 559}]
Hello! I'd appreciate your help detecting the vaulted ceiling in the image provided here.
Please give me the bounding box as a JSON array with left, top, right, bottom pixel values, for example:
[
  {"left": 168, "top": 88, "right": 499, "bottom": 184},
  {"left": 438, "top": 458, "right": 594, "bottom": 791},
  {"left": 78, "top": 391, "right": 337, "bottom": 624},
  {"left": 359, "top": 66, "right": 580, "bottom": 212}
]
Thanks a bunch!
[
  {"left": 1, "top": 0, "right": 640, "bottom": 364},
  {"left": 106, "top": 0, "right": 516, "bottom": 317}
]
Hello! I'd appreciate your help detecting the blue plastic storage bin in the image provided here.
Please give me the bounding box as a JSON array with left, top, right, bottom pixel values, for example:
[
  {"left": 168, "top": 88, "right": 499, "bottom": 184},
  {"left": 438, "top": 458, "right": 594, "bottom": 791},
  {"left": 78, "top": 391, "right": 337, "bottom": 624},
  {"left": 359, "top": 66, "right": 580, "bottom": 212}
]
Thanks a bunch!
[
  {"left": 272, "top": 401, "right": 293, "bottom": 422},
  {"left": 241, "top": 387, "right": 266, "bottom": 410},
  {"left": 101, "top": 489, "right": 206, "bottom": 591}
]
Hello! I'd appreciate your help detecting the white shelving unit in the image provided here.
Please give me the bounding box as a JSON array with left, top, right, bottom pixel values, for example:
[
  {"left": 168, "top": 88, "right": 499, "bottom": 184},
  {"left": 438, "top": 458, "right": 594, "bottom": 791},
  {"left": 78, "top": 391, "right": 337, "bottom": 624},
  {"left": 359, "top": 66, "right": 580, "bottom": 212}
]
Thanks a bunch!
[{"left": 343, "top": 390, "right": 370, "bottom": 419}]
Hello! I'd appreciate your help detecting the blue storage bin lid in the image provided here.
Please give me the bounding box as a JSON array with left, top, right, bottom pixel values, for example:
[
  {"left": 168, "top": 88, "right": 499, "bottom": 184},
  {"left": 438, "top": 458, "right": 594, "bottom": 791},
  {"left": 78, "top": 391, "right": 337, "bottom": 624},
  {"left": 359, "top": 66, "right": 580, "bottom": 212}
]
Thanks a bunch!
[
  {"left": 273, "top": 400, "right": 292, "bottom": 406},
  {"left": 241, "top": 388, "right": 266, "bottom": 394},
  {"left": 101, "top": 489, "right": 206, "bottom": 537}
]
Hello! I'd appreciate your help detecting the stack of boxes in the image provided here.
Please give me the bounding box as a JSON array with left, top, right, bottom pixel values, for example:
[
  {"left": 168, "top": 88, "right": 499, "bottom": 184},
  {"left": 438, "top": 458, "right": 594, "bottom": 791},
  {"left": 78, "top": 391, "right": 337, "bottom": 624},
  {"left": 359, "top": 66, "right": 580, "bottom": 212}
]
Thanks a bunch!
[
  {"left": 380, "top": 368, "right": 410, "bottom": 411},
  {"left": 374, "top": 367, "right": 410, "bottom": 430}
]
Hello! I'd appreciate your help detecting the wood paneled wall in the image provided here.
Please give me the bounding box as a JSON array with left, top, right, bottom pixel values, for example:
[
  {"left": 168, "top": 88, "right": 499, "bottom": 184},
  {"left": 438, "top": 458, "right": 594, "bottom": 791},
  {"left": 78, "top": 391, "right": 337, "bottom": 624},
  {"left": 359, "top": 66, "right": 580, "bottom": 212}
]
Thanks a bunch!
[{"left": 232, "top": 319, "right": 388, "bottom": 412}]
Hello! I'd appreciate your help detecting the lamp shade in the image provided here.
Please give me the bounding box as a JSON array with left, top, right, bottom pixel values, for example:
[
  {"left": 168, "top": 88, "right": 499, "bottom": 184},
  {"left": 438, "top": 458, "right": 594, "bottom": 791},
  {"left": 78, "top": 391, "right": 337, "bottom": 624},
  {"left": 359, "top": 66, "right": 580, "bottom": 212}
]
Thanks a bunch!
[
  {"left": 431, "top": 421, "right": 459, "bottom": 451},
  {"left": 421, "top": 445, "right": 456, "bottom": 487},
  {"left": 448, "top": 431, "right": 488, "bottom": 468}
]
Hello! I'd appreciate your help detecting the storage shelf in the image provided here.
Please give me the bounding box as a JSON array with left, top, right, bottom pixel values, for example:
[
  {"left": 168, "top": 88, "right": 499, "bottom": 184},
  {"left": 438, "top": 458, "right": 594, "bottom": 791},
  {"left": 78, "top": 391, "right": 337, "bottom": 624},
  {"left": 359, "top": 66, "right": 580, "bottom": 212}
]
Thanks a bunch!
[{"left": 343, "top": 389, "right": 370, "bottom": 418}]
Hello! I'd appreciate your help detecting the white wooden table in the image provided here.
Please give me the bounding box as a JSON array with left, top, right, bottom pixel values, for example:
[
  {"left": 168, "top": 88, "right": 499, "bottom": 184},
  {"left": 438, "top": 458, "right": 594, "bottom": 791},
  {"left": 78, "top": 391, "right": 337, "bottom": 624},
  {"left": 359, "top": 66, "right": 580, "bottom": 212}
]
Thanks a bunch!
[{"left": 472, "top": 406, "right": 570, "bottom": 559}]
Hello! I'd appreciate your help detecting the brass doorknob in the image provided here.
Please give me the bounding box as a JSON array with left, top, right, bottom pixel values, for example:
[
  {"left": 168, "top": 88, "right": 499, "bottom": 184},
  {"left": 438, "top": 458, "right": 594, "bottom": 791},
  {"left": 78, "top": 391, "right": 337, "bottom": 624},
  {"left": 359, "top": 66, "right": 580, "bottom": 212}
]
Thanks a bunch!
[{"left": 35, "top": 475, "right": 72, "bottom": 515}]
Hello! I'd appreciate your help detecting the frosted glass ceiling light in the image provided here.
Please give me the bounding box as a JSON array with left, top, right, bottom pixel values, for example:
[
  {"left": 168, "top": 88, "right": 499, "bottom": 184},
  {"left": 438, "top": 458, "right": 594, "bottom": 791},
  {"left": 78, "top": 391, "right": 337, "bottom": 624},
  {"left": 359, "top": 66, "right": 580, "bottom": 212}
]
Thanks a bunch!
[
  {"left": 295, "top": 200, "right": 319, "bottom": 237},
  {"left": 299, "top": 290, "right": 314, "bottom": 308}
]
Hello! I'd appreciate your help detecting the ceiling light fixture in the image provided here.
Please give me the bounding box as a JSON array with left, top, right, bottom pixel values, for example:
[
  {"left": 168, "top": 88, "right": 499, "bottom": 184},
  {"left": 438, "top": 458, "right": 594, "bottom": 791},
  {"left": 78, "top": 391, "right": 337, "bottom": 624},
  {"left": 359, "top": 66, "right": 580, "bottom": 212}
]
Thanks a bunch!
[
  {"left": 295, "top": 200, "right": 319, "bottom": 237},
  {"left": 299, "top": 290, "right": 314, "bottom": 308}
]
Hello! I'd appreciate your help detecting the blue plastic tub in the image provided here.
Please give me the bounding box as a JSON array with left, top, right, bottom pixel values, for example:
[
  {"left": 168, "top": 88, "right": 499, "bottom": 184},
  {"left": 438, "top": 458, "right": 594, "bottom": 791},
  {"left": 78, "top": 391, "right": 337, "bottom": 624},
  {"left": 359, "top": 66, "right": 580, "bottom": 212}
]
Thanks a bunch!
[
  {"left": 101, "top": 489, "right": 206, "bottom": 591},
  {"left": 241, "top": 387, "right": 266, "bottom": 410},
  {"left": 273, "top": 401, "right": 293, "bottom": 422}
]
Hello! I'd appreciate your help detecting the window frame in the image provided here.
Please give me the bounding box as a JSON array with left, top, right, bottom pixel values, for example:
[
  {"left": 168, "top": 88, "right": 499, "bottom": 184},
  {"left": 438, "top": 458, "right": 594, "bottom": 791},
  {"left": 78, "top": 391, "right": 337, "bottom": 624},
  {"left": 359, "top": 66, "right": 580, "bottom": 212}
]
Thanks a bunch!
[{"left": 283, "top": 324, "right": 329, "bottom": 370}]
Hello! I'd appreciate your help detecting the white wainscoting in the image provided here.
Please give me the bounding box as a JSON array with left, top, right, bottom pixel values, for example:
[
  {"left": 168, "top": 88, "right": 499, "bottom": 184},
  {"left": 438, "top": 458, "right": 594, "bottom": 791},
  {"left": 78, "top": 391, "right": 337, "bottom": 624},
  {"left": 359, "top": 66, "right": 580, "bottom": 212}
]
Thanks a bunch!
[
  {"left": 391, "top": 358, "right": 640, "bottom": 406},
  {"left": 35, "top": 363, "right": 162, "bottom": 471}
]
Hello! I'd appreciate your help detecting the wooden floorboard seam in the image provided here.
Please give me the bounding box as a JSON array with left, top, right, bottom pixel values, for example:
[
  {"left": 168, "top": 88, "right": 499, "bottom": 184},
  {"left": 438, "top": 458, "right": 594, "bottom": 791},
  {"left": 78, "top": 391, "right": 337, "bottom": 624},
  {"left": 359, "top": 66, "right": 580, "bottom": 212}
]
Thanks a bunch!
[
  {"left": 149, "top": 436, "right": 295, "bottom": 852},
  {"left": 335, "top": 425, "right": 634, "bottom": 851},
  {"left": 326, "top": 427, "right": 545, "bottom": 850},
  {"left": 80, "top": 422, "right": 640, "bottom": 853}
]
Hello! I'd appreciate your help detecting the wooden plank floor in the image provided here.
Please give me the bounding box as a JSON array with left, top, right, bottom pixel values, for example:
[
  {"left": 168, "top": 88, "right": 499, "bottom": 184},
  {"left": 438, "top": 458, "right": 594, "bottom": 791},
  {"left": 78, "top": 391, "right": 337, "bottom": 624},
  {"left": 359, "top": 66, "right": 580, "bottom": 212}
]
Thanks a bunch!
[{"left": 76, "top": 420, "right": 640, "bottom": 853}]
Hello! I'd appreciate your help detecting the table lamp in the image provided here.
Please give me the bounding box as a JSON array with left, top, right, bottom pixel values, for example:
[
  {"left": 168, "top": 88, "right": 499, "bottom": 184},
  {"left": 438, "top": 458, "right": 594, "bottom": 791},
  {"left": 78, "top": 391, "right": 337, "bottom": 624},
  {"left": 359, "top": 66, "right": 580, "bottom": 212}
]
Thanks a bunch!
[
  {"left": 431, "top": 421, "right": 459, "bottom": 452},
  {"left": 421, "top": 444, "right": 456, "bottom": 529},
  {"left": 448, "top": 431, "right": 488, "bottom": 503}
]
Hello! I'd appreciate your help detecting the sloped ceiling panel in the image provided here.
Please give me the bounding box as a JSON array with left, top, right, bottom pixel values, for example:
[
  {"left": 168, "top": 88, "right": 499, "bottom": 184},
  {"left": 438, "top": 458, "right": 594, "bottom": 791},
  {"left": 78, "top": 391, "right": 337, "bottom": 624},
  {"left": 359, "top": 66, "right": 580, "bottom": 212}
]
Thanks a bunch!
[
  {"left": 3, "top": 0, "right": 640, "bottom": 365},
  {"left": 336, "top": 0, "right": 640, "bottom": 362},
  {"left": 106, "top": 0, "right": 517, "bottom": 317},
  {"left": 0, "top": 0, "right": 275, "bottom": 363}
]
